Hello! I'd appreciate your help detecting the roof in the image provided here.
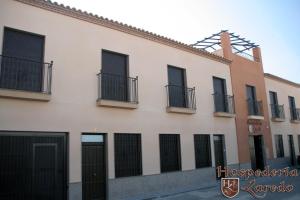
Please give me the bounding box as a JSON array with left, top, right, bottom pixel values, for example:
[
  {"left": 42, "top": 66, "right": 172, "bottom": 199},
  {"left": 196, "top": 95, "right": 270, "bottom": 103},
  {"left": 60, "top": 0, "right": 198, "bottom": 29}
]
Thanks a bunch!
[
  {"left": 14, "top": 0, "right": 231, "bottom": 64},
  {"left": 264, "top": 73, "right": 300, "bottom": 88}
]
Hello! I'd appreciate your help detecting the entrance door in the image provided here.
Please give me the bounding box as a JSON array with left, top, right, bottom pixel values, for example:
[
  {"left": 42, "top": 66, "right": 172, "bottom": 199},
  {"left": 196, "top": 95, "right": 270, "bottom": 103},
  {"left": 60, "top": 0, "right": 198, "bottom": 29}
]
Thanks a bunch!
[
  {"left": 82, "top": 134, "right": 106, "bottom": 200},
  {"left": 288, "top": 135, "right": 296, "bottom": 166},
  {"left": 249, "top": 135, "right": 265, "bottom": 170},
  {"left": 0, "top": 132, "right": 67, "bottom": 200},
  {"left": 213, "top": 77, "right": 227, "bottom": 112},
  {"left": 101, "top": 50, "right": 128, "bottom": 101},
  {"left": 1, "top": 27, "right": 44, "bottom": 92},
  {"left": 168, "top": 66, "right": 186, "bottom": 107},
  {"left": 213, "top": 135, "right": 226, "bottom": 179}
]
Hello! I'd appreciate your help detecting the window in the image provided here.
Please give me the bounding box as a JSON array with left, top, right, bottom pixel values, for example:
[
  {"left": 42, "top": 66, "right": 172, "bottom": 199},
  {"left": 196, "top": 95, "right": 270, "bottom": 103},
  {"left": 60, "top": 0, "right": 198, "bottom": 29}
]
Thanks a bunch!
[
  {"left": 246, "top": 85, "right": 262, "bottom": 116},
  {"left": 159, "top": 134, "right": 181, "bottom": 172},
  {"left": 274, "top": 135, "right": 284, "bottom": 158},
  {"left": 213, "top": 77, "right": 228, "bottom": 112},
  {"left": 101, "top": 50, "right": 128, "bottom": 101},
  {"left": 114, "top": 134, "right": 142, "bottom": 178},
  {"left": 194, "top": 134, "right": 211, "bottom": 168},
  {"left": 289, "top": 96, "right": 297, "bottom": 120},
  {"left": 167, "top": 66, "right": 186, "bottom": 107},
  {"left": 0, "top": 27, "right": 45, "bottom": 92}
]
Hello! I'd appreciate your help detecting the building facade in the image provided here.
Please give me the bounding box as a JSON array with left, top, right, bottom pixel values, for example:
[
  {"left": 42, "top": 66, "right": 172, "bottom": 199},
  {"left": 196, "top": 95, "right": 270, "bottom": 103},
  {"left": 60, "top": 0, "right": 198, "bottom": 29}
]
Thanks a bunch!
[
  {"left": 264, "top": 73, "right": 300, "bottom": 167},
  {"left": 0, "top": 1, "right": 239, "bottom": 200}
]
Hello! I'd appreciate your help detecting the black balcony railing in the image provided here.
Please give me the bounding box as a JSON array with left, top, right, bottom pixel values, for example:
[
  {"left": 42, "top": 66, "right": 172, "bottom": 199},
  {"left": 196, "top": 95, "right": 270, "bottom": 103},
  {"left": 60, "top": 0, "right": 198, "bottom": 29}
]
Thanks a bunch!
[
  {"left": 270, "top": 104, "right": 285, "bottom": 119},
  {"left": 166, "top": 85, "right": 196, "bottom": 109},
  {"left": 247, "top": 99, "right": 263, "bottom": 116},
  {"left": 97, "top": 72, "right": 138, "bottom": 103},
  {"left": 213, "top": 93, "right": 235, "bottom": 114},
  {"left": 290, "top": 108, "right": 300, "bottom": 121},
  {"left": 0, "top": 55, "right": 53, "bottom": 94}
]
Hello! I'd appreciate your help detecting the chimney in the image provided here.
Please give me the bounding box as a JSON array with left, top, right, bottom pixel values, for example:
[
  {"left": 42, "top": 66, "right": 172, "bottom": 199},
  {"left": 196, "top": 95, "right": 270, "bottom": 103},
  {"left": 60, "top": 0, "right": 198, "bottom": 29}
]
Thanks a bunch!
[
  {"left": 252, "top": 47, "right": 262, "bottom": 63},
  {"left": 220, "top": 31, "right": 233, "bottom": 60}
]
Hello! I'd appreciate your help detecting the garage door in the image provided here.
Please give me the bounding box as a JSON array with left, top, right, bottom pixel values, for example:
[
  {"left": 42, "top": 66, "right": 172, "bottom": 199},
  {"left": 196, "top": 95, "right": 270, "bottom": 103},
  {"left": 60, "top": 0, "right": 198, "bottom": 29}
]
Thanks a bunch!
[{"left": 0, "top": 132, "right": 67, "bottom": 200}]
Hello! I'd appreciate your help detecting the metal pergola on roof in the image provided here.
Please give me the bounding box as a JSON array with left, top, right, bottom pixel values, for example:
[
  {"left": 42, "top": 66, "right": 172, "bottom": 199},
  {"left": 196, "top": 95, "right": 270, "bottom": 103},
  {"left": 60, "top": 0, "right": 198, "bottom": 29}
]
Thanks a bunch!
[{"left": 191, "top": 30, "right": 259, "bottom": 54}]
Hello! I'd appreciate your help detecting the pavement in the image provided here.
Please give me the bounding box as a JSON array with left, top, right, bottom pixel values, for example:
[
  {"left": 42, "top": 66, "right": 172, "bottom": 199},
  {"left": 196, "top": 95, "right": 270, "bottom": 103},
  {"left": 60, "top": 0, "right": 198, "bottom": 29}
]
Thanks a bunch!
[{"left": 153, "top": 172, "right": 300, "bottom": 200}]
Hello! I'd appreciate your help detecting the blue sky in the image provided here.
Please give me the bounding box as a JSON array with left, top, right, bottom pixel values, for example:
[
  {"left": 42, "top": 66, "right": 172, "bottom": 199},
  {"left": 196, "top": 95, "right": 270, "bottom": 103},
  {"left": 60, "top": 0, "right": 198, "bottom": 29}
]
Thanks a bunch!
[{"left": 55, "top": 0, "right": 300, "bottom": 83}]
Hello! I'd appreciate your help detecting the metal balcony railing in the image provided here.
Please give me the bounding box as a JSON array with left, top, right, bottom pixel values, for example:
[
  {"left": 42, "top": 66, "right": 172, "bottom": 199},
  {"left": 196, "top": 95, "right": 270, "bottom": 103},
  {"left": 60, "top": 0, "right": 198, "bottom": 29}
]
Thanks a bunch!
[
  {"left": 97, "top": 72, "right": 138, "bottom": 103},
  {"left": 290, "top": 108, "right": 300, "bottom": 121},
  {"left": 166, "top": 85, "right": 196, "bottom": 109},
  {"left": 213, "top": 93, "right": 235, "bottom": 114},
  {"left": 0, "top": 55, "right": 53, "bottom": 94},
  {"left": 247, "top": 99, "right": 263, "bottom": 116},
  {"left": 270, "top": 104, "right": 285, "bottom": 119}
]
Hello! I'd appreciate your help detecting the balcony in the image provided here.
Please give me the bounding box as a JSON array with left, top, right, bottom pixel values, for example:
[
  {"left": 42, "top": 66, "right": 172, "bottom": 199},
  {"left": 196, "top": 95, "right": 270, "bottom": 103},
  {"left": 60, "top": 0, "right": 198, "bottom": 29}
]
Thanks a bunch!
[
  {"left": 247, "top": 99, "right": 264, "bottom": 120},
  {"left": 290, "top": 108, "right": 300, "bottom": 123},
  {"left": 96, "top": 72, "right": 138, "bottom": 109},
  {"left": 165, "top": 85, "right": 196, "bottom": 114},
  {"left": 213, "top": 94, "right": 235, "bottom": 118},
  {"left": 0, "top": 55, "right": 52, "bottom": 101},
  {"left": 270, "top": 104, "right": 285, "bottom": 122}
]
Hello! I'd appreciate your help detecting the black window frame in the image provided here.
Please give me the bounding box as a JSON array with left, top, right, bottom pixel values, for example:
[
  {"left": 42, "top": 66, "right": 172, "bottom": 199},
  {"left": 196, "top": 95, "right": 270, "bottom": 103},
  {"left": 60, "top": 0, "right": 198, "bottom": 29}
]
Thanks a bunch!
[
  {"left": 114, "top": 133, "right": 142, "bottom": 178},
  {"left": 194, "top": 134, "right": 212, "bottom": 168},
  {"left": 159, "top": 134, "right": 182, "bottom": 173}
]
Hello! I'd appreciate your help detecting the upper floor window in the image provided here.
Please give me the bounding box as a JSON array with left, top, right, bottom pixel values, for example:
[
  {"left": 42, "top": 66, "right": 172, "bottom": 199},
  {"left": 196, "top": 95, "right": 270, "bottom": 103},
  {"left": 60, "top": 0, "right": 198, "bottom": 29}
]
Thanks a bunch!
[
  {"left": 98, "top": 50, "right": 138, "bottom": 103},
  {"left": 246, "top": 85, "right": 263, "bottom": 116},
  {"left": 0, "top": 27, "right": 52, "bottom": 93},
  {"left": 166, "top": 65, "right": 195, "bottom": 110},
  {"left": 289, "top": 96, "right": 300, "bottom": 121},
  {"left": 269, "top": 91, "right": 285, "bottom": 120},
  {"left": 212, "top": 77, "right": 234, "bottom": 115}
]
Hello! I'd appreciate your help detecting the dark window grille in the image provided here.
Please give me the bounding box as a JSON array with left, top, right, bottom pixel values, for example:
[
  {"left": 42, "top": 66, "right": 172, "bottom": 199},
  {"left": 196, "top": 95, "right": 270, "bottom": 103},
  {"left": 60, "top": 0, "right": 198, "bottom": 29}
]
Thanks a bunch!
[
  {"left": 194, "top": 134, "right": 212, "bottom": 168},
  {"left": 114, "top": 134, "right": 142, "bottom": 178},
  {"left": 165, "top": 85, "right": 196, "bottom": 109},
  {"left": 247, "top": 99, "right": 263, "bottom": 116},
  {"left": 159, "top": 134, "right": 181, "bottom": 173},
  {"left": 213, "top": 94, "right": 235, "bottom": 114},
  {"left": 270, "top": 104, "right": 285, "bottom": 119},
  {"left": 274, "top": 135, "right": 284, "bottom": 158}
]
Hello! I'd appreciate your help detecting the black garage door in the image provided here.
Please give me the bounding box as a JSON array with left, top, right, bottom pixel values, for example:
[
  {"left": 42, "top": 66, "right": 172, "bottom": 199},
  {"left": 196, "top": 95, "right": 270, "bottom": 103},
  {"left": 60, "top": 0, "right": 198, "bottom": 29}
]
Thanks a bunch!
[{"left": 0, "top": 132, "right": 67, "bottom": 200}]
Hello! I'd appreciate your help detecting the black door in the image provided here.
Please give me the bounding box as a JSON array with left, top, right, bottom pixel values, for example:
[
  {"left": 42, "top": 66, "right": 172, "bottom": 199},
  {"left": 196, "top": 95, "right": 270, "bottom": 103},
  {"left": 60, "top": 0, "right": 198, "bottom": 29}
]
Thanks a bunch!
[
  {"left": 249, "top": 135, "right": 265, "bottom": 170},
  {"left": 101, "top": 51, "right": 128, "bottom": 101},
  {"left": 213, "top": 77, "right": 227, "bottom": 112},
  {"left": 269, "top": 91, "right": 278, "bottom": 117},
  {"left": 246, "top": 85, "right": 257, "bottom": 115},
  {"left": 82, "top": 134, "right": 106, "bottom": 200},
  {"left": 289, "top": 96, "right": 297, "bottom": 119},
  {"left": 167, "top": 66, "right": 186, "bottom": 107},
  {"left": 213, "top": 135, "right": 226, "bottom": 179},
  {"left": 1, "top": 28, "right": 44, "bottom": 92},
  {"left": 0, "top": 132, "right": 67, "bottom": 200},
  {"left": 288, "top": 135, "right": 296, "bottom": 166}
]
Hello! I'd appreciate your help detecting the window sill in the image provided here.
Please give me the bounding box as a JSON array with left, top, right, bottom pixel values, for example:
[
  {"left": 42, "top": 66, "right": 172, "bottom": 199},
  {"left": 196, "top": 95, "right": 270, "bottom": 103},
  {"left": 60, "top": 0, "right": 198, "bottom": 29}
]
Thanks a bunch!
[
  {"left": 248, "top": 115, "right": 264, "bottom": 120},
  {"left": 166, "top": 107, "right": 196, "bottom": 114},
  {"left": 96, "top": 99, "right": 138, "bottom": 109},
  {"left": 290, "top": 119, "right": 300, "bottom": 124},
  {"left": 214, "top": 112, "right": 235, "bottom": 118},
  {"left": 271, "top": 117, "right": 285, "bottom": 122},
  {"left": 0, "top": 88, "right": 51, "bottom": 101}
]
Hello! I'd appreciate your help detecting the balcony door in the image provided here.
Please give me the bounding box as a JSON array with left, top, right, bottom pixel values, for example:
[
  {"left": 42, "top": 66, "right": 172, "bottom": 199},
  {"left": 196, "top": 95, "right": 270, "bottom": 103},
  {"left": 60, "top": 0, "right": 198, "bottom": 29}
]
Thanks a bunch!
[
  {"left": 246, "top": 85, "right": 257, "bottom": 115},
  {"left": 101, "top": 50, "right": 128, "bottom": 101},
  {"left": 269, "top": 91, "right": 278, "bottom": 117},
  {"left": 1, "top": 27, "right": 44, "bottom": 92},
  {"left": 167, "top": 66, "right": 186, "bottom": 107},
  {"left": 213, "top": 77, "right": 227, "bottom": 112},
  {"left": 289, "top": 96, "right": 297, "bottom": 119}
]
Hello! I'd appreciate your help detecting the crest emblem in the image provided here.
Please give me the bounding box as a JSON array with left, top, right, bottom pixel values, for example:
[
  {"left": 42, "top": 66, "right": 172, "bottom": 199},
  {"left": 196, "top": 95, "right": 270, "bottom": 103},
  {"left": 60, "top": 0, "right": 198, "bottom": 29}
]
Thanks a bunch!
[{"left": 221, "top": 178, "right": 239, "bottom": 198}]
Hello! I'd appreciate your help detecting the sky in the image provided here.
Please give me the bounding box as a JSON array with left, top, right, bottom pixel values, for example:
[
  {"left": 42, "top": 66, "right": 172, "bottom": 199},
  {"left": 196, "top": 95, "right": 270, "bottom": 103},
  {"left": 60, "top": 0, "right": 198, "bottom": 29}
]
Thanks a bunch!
[{"left": 54, "top": 0, "right": 300, "bottom": 83}]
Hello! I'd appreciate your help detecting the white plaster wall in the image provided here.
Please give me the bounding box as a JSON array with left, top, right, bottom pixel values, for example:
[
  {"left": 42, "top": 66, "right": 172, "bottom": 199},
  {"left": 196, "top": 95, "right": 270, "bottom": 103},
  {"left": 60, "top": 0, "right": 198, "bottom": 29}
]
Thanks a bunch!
[
  {"left": 0, "top": 0, "right": 238, "bottom": 183},
  {"left": 265, "top": 77, "right": 300, "bottom": 158}
]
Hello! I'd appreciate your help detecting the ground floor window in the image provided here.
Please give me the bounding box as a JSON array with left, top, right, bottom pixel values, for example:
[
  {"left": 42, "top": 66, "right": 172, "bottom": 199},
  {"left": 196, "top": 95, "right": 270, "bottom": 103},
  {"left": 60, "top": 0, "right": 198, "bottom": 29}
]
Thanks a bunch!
[
  {"left": 194, "top": 134, "right": 211, "bottom": 168},
  {"left": 274, "top": 134, "right": 284, "bottom": 158},
  {"left": 159, "top": 134, "right": 181, "bottom": 173},
  {"left": 114, "top": 133, "right": 142, "bottom": 178}
]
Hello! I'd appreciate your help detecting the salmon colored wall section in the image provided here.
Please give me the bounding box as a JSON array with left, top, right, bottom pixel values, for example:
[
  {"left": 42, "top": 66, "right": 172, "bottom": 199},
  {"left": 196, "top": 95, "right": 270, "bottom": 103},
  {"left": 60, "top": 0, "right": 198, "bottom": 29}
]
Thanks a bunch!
[{"left": 221, "top": 32, "right": 274, "bottom": 163}]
